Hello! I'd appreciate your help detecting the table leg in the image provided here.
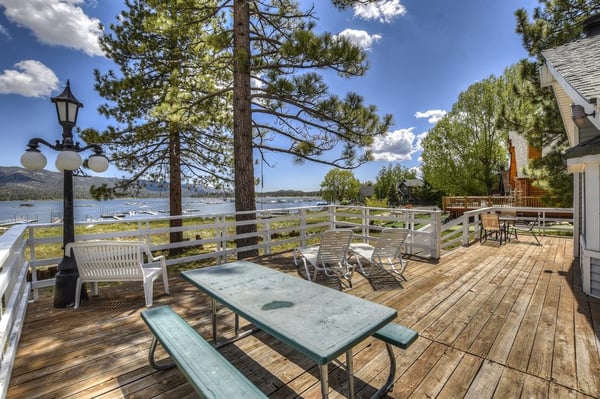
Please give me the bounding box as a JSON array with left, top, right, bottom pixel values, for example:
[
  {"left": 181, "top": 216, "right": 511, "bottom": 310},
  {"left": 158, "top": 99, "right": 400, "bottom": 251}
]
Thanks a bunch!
[
  {"left": 211, "top": 298, "right": 218, "bottom": 346},
  {"left": 371, "top": 343, "right": 396, "bottom": 399},
  {"left": 210, "top": 298, "right": 260, "bottom": 348},
  {"left": 319, "top": 363, "right": 329, "bottom": 398},
  {"left": 347, "top": 349, "right": 355, "bottom": 399}
]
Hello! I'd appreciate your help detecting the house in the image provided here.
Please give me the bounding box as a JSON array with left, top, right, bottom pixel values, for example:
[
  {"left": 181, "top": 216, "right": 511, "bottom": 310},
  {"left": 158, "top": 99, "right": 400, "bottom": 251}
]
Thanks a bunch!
[
  {"left": 540, "top": 14, "right": 600, "bottom": 298},
  {"left": 507, "top": 131, "right": 549, "bottom": 202},
  {"left": 398, "top": 178, "right": 424, "bottom": 204},
  {"left": 359, "top": 183, "right": 375, "bottom": 202}
]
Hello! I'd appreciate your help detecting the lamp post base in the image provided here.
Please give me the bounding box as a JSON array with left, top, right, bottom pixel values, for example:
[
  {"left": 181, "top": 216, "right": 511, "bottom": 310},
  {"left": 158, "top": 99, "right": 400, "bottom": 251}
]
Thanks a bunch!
[{"left": 53, "top": 256, "right": 88, "bottom": 308}]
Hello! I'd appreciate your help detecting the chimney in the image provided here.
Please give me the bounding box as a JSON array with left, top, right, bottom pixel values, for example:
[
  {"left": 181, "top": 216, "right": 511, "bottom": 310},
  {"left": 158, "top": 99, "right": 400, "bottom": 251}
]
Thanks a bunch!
[{"left": 583, "top": 14, "right": 600, "bottom": 37}]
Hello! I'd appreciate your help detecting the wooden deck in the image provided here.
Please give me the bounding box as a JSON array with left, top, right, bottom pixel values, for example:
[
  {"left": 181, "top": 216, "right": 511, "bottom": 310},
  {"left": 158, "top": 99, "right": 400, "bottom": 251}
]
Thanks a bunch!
[{"left": 8, "top": 236, "right": 600, "bottom": 398}]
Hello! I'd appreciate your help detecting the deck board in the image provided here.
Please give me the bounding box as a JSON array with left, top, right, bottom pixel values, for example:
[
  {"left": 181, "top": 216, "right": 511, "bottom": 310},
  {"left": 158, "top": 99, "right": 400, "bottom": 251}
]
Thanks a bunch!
[{"left": 7, "top": 236, "right": 600, "bottom": 398}]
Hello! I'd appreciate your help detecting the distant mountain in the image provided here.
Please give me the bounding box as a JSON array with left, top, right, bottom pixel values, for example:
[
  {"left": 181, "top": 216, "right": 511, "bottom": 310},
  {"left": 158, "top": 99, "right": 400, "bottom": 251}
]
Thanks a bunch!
[
  {"left": 0, "top": 167, "right": 320, "bottom": 201},
  {"left": 0, "top": 167, "right": 185, "bottom": 201}
]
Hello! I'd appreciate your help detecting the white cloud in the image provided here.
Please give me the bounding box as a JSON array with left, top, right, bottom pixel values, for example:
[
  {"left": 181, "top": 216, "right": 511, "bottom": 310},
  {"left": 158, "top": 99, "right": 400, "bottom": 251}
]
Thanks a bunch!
[
  {"left": 409, "top": 165, "right": 422, "bottom": 178},
  {"left": 369, "top": 127, "right": 420, "bottom": 162},
  {"left": 0, "top": 0, "right": 104, "bottom": 56},
  {"left": 415, "top": 109, "right": 447, "bottom": 124},
  {"left": 354, "top": 0, "right": 407, "bottom": 23},
  {"left": 0, "top": 60, "right": 59, "bottom": 97},
  {"left": 414, "top": 131, "right": 428, "bottom": 151},
  {"left": 0, "top": 24, "right": 10, "bottom": 39},
  {"left": 336, "top": 29, "right": 382, "bottom": 51}
]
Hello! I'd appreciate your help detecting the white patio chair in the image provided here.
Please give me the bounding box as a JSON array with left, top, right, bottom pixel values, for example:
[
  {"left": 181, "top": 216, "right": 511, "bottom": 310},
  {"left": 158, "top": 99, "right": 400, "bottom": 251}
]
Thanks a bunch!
[
  {"left": 293, "top": 230, "right": 354, "bottom": 287},
  {"left": 349, "top": 228, "right": 409, "bottom": 280}
]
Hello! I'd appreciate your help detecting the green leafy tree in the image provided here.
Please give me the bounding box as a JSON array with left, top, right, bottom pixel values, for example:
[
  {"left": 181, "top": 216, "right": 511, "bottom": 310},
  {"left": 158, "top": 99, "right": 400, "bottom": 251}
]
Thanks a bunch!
[
  {"left": 87, "top": 0, "right": 232, "bottom": 249},
  {"left": 373, "top": 164, "right": 416, "bottom": 205},
  {"left": 320, "top": 169, "right": 360, "bottom": 204},
  {"left": 414, "top": 180, "right": 444, "bottom": 207},
  {"left": 421, "top": 76, "right": 508, "bottom": 196}
]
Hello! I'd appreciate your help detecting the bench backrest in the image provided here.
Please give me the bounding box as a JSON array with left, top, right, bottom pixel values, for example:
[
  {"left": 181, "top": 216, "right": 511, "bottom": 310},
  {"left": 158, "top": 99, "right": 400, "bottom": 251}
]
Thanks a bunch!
[{"left": 65, "top": 241, "right": 151, "bottom": 279}]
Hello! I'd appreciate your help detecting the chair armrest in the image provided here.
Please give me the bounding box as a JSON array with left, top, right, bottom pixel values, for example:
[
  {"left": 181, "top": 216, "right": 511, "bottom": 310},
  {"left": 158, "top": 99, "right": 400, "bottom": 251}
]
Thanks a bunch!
[{"left": 151, "top": 254, "right": 165, "bottom": 262}]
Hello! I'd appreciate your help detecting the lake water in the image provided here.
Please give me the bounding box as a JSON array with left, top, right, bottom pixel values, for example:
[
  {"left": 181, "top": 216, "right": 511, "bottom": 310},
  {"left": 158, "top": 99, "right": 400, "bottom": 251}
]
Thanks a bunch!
[{"left": 0, "top": 196, "right": 324, "bottom": 225}]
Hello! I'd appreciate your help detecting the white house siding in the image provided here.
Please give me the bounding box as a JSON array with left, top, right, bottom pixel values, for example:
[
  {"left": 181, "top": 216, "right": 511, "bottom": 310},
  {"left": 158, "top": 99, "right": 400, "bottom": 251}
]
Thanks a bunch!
[{"left": 592, "top": 257, "right": 600, "bottom": 298}]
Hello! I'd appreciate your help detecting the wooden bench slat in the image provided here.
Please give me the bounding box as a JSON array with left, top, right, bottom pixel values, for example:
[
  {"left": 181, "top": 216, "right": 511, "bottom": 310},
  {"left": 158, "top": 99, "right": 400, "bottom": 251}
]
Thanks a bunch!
[{"left": 141, "top": 306, "right": 267, "bottom": 399}]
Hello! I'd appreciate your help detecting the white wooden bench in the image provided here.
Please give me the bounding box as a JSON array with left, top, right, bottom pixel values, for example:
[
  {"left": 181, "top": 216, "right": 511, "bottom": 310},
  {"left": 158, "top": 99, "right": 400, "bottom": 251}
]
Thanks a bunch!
[{"left": 65, "top": 240, "right": 170, "bottom": 308}]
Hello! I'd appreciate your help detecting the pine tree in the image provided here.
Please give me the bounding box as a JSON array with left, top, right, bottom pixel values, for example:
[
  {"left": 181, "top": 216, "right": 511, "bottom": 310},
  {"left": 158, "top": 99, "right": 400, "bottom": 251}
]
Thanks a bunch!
[
  {"left": 87, "top": 0, "right": 233, "bottom": 250},
  {"left": 510, "top": 0, "right": 594, "bottom": 203},
  {"left": 230, "top": 0, "right": 391, "bottom": 257},
  {"left": 92, "top": 0, "right": 391, "bottom": 258}
]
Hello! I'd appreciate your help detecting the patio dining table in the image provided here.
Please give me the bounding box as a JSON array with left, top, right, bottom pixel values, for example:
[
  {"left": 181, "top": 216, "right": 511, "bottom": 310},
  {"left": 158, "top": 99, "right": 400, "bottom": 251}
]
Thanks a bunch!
[
  {"left": 499, "top": 215, "right": 517, "bottom": 241},
  {"left": 181, "top": 260, "right": 398, "bottom": 399}
]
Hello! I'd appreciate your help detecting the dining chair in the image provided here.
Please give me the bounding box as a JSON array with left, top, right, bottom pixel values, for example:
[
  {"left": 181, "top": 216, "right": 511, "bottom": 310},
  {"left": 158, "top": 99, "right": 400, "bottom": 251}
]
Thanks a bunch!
[
  {"left": 480, "top": 213, "right": 505, "bottom": 245},
  {"left": 293, "top": 229, "right": 354, "bottom": 287},
  {"left": 349, "top": 228, "right": 409, "bottom": 280}
]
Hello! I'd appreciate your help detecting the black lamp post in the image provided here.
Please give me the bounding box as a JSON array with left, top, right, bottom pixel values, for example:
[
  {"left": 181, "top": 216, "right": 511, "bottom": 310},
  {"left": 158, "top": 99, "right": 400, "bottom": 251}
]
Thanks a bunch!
[{"left": 20, "top": 81, "right": 109, "bottom": 308}]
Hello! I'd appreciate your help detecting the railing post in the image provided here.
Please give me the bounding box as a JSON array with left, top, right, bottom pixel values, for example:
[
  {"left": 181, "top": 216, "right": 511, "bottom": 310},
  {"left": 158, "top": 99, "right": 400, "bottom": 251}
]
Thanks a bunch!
[
  {"left": 463, "top": 210, "right": 480, "bottom": 246},
  {"left": 299, "top": 208, "right": 307, "bottom": 247},
  {"left": 434, "top": 210, "right": 442, "bottom": 259},
  {"left": 462, "top": 213, "right": 470, "bottom": 246},
  {"left": 362, "top": 207, "right": 369, "bottom": 242},
  {"left": 26, "top": 225, "right": 39, "bottom": 300},
  {"left": 264, "top": 219, "right": 271, "bottom": 255},
  {"left": 329, "top": 205, "right": 336, "bottom": 230},
  {"left": 218, "top": 216, "right": 226, "bottom": 264}
]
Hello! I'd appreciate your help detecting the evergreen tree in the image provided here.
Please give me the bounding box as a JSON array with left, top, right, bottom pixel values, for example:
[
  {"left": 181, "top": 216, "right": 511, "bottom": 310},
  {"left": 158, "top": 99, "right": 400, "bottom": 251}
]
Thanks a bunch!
[
  {"left": 231, "top": 0, "right": 392, "bottom": 256},
  {"left": 92, "top": 0, "right": 391, "bottom": 258},
  {"left": 87, "top": 0, "right": 232, "bottom": 249},
  {"left": 509, "top": 0, "right": 597, "bottom": 204},
  {"left": 515, "top": 1, "right": 598, "bottom": 61},
  {"left": 498, "top": 61, "right": 572, "bottom": 206}
]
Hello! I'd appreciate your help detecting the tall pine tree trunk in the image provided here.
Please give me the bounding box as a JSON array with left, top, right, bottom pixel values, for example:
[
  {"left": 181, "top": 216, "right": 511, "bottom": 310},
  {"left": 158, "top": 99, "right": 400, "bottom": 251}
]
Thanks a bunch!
[
  {"left": 233, "top": 0, "right": 258, "bottom": 258},
  {"left": 169, "top": 127, "right": 184, "bottom": 255}
]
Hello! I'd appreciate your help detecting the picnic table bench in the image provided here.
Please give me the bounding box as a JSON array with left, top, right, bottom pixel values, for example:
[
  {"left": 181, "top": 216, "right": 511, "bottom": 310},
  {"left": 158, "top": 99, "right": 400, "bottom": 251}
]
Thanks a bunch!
[
  {"left": 141, "top": 306, "right": 418, "bottom": 399},
  {"left": 141, "top": 306, "right": 268, "bottom": 398}
]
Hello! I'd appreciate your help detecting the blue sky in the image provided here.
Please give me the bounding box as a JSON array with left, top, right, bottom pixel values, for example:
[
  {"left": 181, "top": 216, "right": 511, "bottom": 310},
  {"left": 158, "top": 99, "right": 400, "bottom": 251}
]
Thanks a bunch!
[{"left": 0, "top": 0, "right": 538, "bottom": 192}]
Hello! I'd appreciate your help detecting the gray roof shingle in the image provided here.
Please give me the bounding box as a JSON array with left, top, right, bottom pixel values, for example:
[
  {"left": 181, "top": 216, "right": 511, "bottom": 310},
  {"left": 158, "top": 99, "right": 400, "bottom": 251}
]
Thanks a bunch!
[{"left": 542, "top": 34, "right": 600, "bottom": 102}]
